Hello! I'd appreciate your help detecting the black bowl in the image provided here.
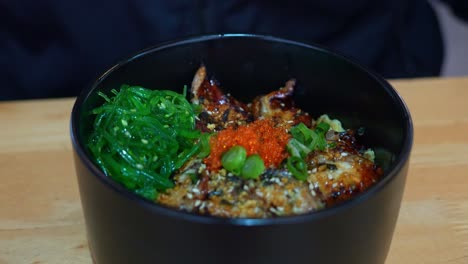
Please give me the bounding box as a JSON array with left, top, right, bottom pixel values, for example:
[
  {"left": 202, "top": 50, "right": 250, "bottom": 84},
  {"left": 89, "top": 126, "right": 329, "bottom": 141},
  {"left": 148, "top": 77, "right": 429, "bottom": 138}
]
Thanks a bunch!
[{"left": 71, "top": 34, "right": 413, "bottom": 264}]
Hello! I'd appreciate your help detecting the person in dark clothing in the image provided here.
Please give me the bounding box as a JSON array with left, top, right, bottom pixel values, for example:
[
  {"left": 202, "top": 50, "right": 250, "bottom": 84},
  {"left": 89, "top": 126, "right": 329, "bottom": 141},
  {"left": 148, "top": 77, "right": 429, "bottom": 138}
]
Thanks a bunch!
[{"left": 1, "top": 1, "right": 467, "bottom": 100}]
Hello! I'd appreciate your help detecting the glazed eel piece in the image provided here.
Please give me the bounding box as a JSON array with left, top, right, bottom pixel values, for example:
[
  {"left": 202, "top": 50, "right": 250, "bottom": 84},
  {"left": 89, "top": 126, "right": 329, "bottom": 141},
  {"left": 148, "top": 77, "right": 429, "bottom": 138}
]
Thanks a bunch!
[
  {"left": 190, "top": 65, "right": 312, "bottom": 131},
  {"left": 157, "top": 66, "right": 382, "bottom": 217}
]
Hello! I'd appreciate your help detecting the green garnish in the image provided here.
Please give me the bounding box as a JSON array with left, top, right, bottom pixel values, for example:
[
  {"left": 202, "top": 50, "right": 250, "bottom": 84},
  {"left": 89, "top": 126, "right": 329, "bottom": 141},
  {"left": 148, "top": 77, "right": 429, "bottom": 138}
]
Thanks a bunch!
[
  {"left": 87, "top": 85, "right": 207, "bottom": 200},
  {"left": 289, "top": 122, "right": 330, "bottom": 153},
  {"left": 287, "top": 138, "right": 311, "bottom": 158},
  {"left": 315, "top": 122, "right": 331, "bottom": 134},
  {"left": 286, "top": 156, "right": 308, "bottom": 181},
  {"left": 198, "top": 133, "right": 212, "bottom": 158},
  {"left": 286, "top": 122, "right": 331, "bottom": 180},
  {"left": 221, "top": 146, "right": 247, "bottom": 175},
  {"left": 241, "top": 154, "right": 265, "bottom": 179},
  {"left": 221, "top": 146, "right": 265, "bottom": 179}
]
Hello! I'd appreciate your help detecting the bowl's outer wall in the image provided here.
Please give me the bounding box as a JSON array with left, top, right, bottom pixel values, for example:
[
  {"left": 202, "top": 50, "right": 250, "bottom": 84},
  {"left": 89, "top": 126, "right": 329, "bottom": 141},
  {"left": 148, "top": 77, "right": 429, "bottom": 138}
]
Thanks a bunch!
[
  {"left": 74, "top": 153, "right": 408, "bottom": 264},
  {"left": 72, "top": 35, "right": 411, "bottom": 264}
]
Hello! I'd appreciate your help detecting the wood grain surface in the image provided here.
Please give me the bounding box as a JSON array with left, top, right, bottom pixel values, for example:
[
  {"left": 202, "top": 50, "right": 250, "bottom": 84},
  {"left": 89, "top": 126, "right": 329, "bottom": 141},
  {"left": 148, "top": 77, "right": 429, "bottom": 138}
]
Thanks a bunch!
[{"left": 0, "top": 78, "right": 467, "bottom": 264}]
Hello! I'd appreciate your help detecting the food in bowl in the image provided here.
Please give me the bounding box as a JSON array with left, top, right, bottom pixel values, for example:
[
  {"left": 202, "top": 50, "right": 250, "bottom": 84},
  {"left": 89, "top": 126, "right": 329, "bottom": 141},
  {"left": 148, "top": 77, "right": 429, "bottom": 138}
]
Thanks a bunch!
[
  {"left": 72, "top": 35, "right": 412, "bottom": 264},
  {"left": 87, "top": 65, "right": 383, "bottom": 218}
]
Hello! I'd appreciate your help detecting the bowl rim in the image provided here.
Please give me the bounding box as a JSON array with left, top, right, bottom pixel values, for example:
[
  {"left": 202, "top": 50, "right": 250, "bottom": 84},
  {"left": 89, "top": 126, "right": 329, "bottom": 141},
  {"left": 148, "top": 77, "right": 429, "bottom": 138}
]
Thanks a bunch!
[{"left": 70, "top": 33, "right": 413, "bottom": 226}]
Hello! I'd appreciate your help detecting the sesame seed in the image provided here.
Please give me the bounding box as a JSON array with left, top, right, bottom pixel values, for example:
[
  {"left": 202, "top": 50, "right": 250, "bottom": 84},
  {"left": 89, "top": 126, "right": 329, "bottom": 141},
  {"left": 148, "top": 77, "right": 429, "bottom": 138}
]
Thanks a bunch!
[
  {"left": 176, "top": 174, "right": 187, "bottom": 183},
  {"left": 332, "top": 183, "right": 338, "bottom": 188},
  {"left": 194, "top": 200, "right": 201, "bottom": 207},
  {"left": 311, "top": 190, "right": 317, "bottom": 196},
  {"left": 207, "top": 123, "right": 216, "bottom": 130},
  {"left": 141, "top": 139, "right": 148, "bottom": 144},
  {"left": 248, "top": 181, "right": 255, "bottom": 188},
  {"left": 200, "top": 202, "right": 207, "bottom": 210},
  {"left": 293, "top": 207, "right": 303, "bottom": 214},
  {"left": 186, "top": 193, "right": 193, "bottom": 199},
  {"left": 192, "top": 188, "right": 200, "bottom": 194},
  {"left": 341, "top": 152, "right": 348, "bottom": 157},
  {"left": 121, "top": 119, "right": 128, "bottom": 126}
]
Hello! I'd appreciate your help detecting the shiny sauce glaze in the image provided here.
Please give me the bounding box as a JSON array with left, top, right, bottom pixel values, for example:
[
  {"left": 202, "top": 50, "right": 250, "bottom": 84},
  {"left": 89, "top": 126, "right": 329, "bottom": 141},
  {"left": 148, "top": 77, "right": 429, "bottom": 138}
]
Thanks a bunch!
[{"left": 157, "top": 66, "right": 382, "bottom": 218}]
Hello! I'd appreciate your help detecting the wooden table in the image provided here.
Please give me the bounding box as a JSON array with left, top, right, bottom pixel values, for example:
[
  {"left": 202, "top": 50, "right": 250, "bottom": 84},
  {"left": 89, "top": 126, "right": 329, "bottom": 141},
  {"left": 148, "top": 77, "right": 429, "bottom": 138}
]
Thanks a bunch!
[{"left": 0, "top": 77, "right": 467, "bottom": 264}]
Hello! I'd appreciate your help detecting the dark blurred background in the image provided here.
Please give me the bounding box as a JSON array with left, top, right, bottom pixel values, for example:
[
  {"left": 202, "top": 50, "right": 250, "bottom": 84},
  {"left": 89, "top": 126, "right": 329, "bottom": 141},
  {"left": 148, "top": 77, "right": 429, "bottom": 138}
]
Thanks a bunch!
[
  {"left": 1, "top": 0, "right": 467, "bottom": 101},
  {"left": 431, "top": 0, "right": 468, "bottom": 76}
]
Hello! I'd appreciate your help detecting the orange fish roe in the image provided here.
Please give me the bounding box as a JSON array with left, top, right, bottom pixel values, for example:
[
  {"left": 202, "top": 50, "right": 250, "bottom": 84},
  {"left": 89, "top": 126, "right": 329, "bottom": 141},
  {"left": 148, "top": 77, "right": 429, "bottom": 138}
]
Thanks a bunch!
[{"left": 205, "top": 119, "right": 291, "bottom": 171}]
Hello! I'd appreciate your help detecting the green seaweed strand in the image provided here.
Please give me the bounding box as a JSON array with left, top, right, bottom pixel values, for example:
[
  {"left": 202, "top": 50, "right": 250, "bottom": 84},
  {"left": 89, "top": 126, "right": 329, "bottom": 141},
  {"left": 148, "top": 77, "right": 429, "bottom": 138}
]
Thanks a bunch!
[{"left": 87, "top": 85, "right": 206, "bottom": 200}]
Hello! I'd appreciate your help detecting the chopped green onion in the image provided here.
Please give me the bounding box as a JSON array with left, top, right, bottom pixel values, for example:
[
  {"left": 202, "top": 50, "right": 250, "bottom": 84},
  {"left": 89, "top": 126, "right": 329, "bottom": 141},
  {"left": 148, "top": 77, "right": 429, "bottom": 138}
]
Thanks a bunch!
[
  {"left": 315, "top": 122, "right": 330, "bottom": 151},
  {"left": 287, "top": 138, "right": 311, "bottom": 158},
  {"left": 221, "top": 146, "right": 247, "bottom": 175},
  {"left": 241, "top": 154, "right": 265, "bottom": 179},
  {"left": 315, "top": 122, "right": 330, "bottom": 134},
  {"left": 286, "top": 122, "right": 333, "bottom": 179},
  {"left": 316, "top": 136, "right": 327, "bottom": 151},
  {"left": 289, "top": 122, "right": 325, "bottom": 151},
  {"left": 290, "top": 123, "right": 311, "bottom": 145},
  {"left": 287, "top": 156, "right": 308, "bottom": 181}
]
